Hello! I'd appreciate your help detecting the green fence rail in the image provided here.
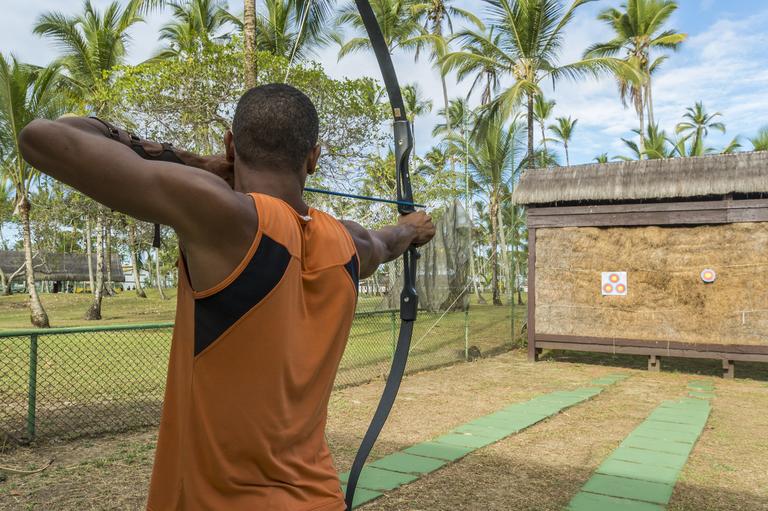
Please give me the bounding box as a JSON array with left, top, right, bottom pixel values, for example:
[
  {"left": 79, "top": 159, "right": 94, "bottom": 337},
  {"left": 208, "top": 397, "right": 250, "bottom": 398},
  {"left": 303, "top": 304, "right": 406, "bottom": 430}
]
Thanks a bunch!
[{"left": 1, "top": 303, "right": 517, "bottom": 444}]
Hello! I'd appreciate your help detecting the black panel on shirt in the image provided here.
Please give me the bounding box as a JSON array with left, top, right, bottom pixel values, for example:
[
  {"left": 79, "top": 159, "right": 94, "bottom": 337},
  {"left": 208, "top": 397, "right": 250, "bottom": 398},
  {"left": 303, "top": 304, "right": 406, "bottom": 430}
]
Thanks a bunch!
[
  {"left": 344, "top": 255, "right": 359, "bottom": 294},
  {"left": 194, "top": 235, "right": 291, "bottom": 356}
]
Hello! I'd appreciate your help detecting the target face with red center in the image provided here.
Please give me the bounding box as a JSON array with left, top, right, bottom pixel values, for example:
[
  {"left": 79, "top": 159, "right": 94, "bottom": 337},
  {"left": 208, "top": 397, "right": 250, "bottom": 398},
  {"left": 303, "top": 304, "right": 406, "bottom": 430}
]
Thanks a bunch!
[
  {"left": 701, "top": 269, "right": 716, "bottom": 283},
  {"left": 602, "top": 272, "right": 627, "bottom": 296}
]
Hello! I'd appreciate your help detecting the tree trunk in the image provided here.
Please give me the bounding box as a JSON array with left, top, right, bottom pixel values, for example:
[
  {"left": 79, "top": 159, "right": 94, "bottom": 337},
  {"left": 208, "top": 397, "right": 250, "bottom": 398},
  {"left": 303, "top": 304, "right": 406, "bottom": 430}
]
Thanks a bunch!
[
  {"left": 497, "top": 206, "right": 511, "bottom": 301},
  {"left": 154, "top": 246, "right": 167, "bottom": 300},
  {"left": 244, "top": 0, "right": 258, "bottom": 87},
  {"left": 646, "top": 74, "right": 655, "bottom": 127},
  {"left": 128, "top": 223, "right": 147, "bottom": 298},
  {"left": 490, "top": 200, "right": 501, "bottom": 306},
  {"left": 463, "top": 119, "right": 485, "bottom": 305},
  {"left": 18, "top": 196, "right": 49, "bottom": 328},
  {"left": 0, "top": 267, "right": 10, "bottom": 295},
  {"left": 0, "top": 220, "right": 7, "bottom": 250},
  {"left": 104, "top": 216, "right": 115, "bottom": 296},
  {"left": 637, "top": 92, "right": 645, "bottom": 157},
  {"left": 440, "top": 73, "right": 457, "bottom": 194},
  {"left": 527, "top": 93, "right": 535, "bottom": 170},
  {"left": 565, "top": 141, "right": 570, "bottom": 167},
  {"left": 85, "top": 210, "right": 104, "bottom": 320},
  {"left": 85, "top": 215, "right": 95, "bottom": 293},
  {"left": 539, "top": 121, "right": 547, "bottom": 167}
]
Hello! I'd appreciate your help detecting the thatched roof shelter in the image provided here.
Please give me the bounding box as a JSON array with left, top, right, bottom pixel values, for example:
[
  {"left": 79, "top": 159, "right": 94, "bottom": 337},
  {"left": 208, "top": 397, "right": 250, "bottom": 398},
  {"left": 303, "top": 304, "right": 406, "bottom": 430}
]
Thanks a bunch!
[
  {"left": 512, "top": 151, "right": 768, "bottom": 206},
  {"left": 0, "top": 251, "right": 125, "bottom": 282}
]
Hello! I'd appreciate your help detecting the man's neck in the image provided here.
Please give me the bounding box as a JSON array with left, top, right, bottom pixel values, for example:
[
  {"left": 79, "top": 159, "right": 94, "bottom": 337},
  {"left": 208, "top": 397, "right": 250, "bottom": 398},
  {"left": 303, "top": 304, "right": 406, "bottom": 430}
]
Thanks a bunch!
[{"left": 234, "top": 165, "right": 310, "bottom": 215}]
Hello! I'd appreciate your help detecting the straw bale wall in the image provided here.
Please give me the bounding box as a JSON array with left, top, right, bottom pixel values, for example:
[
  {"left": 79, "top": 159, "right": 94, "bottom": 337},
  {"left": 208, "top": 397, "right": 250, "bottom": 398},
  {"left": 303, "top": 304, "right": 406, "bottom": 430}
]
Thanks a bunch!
[{"left": 535, "top": 223, "right": 768, "bottom": 346}]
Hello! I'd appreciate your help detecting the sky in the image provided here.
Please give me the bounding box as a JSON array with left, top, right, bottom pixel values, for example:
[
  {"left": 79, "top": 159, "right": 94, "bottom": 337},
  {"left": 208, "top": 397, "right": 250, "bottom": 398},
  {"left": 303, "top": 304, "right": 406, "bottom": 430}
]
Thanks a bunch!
[{"left": 2, "top": 0, "right": 768, "bottom": 167}]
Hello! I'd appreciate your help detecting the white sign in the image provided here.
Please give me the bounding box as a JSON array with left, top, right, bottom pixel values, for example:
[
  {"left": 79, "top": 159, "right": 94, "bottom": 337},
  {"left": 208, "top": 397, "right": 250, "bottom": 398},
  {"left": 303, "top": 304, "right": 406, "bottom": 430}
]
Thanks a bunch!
[{"left": 602, "top": 272, "right": 627, "bottom": 296}]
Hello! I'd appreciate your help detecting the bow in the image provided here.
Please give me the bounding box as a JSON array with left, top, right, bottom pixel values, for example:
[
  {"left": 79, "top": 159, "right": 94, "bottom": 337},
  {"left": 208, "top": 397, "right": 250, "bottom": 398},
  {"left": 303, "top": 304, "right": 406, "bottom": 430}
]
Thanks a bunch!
[{"left": 343, "top": 1, "right": 418, "bottom": 509}]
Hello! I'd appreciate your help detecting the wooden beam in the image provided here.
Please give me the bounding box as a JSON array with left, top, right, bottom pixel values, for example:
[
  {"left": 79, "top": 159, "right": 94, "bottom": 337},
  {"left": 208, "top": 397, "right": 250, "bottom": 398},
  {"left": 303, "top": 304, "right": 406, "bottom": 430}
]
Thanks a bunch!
[
  {"left": 526, "top": 199, "right": 768, "bottom": 228},
  {"left": 535, "top": 340, "right": 768, "bottom": 363},
  {"left": 536, "top": 333, "right": 768, "bottom": 355}
]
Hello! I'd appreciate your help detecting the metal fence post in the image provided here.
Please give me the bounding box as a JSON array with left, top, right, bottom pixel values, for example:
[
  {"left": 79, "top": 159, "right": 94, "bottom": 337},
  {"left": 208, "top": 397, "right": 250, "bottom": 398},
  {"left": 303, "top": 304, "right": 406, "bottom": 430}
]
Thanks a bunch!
[
  {"left": 464, "top": 308, "right": 469, "bottom": 361},
  {"left": 390, "top": 311, "right": 397, "bottom": 354},
  {"left": 26, "top": 334, "right": 38, "bottom": 441}
]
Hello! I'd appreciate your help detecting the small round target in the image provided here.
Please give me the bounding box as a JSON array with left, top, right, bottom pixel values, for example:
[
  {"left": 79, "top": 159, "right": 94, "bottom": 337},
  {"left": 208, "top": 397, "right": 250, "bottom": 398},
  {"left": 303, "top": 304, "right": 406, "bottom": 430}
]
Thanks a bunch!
[
  {"left": 700, "top": 269, "right": 716, "bottom": 283},
  {"left": 603, "top": 284, "right": 613, "bottom": 293},
  {"left": 616, "top": 284, "right": 626, "bottom": 293},
  {"left": 609, "top": 274, "right": 620, "bottom": 283}
]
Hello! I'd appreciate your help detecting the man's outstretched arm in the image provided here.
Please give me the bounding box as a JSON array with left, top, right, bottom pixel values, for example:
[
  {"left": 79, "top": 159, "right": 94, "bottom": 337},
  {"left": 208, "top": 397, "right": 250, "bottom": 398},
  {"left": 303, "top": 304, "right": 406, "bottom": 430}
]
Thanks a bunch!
[
  {"left": 18, "top": 117, "right": 249, "bottom": 245},
  {"left": 342, "top": 211, "right": 436, "bottom": 279}
]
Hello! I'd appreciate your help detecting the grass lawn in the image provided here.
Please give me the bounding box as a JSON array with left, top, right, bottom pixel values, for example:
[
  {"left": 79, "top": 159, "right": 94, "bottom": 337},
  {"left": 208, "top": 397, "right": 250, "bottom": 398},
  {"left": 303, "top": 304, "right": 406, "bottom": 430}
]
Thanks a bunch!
[{"left": 1, "top": 350, "right": 766, "bottom": 510}]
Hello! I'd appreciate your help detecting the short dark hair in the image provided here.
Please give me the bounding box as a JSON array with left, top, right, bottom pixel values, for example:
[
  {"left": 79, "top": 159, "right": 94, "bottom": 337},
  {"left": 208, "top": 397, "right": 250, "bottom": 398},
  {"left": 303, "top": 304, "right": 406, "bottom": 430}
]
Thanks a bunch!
[{"left": 232, "top": 84, "right": 319, "bottom": 171}]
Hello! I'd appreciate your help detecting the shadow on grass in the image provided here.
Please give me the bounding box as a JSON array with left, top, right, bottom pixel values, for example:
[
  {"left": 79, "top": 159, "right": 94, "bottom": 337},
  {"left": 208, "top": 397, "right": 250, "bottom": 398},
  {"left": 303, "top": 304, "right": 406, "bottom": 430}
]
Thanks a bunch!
[
  {"left": 326, "top": 431, "right": 768, "bottom": 511},
  {"left": 539, "top": 350, "right": 768, "bottom": 382}
]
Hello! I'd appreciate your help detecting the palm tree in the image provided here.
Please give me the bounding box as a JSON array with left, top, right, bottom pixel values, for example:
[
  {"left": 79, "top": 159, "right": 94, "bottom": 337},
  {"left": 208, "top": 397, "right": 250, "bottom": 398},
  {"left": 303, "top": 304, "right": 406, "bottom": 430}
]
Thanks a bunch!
[
  {"left": 751, "top": 127, "right": 768, "bottom": 151},
  {"left": 410, "top": 0, "right": 481, "bottom": 136},
  {"left": 35, "top": 0, "right": 147, "bottom": 319},
  {"left": 464, "top": 116, "right": 524, "bottom": 305},
  {"left": 618, "top": 123, "right": 673, "bottom": 160},
  {"left": 432, "top": 97, "right": 468, "bottom": 138},
  {"left": 34, "top": 0, "right": 145, "bottom": 116},
  {"left": 0, "top": 176, "right": 15, "bottom": 294},
  {"left": 444, "top": 0, "right": 620, "bottom": 170},
  {"left": 228, "top": 0, "right": 333, "bottom": 61},
  {"left": 238, "top": 0, "right": 334, "bottom": 84},
  {"left": 402, "top": 83, "right": 433, "bottom": 139},
  {"left": 548, "top": 116, "right": 577, "bottom": 166},
  {"left": 675, "top": 101, "right": 725, "bottom": 157},
  {"left": 444, "top": 27, "right": 501, "bottom": 106},
  {"left": 585, "top": 0, "right": 686, "bottom": 133},
  {"left": 156, "top": 0, "right": 232, "bottom": 58},
  {"left": 594, "top": 153, "right": 609, "bottom": 163},
  {"left": 335, "top": 0, "right": 423, "bottom": 58},
  {"left": 533, "top": 94, "right": 556, "bottom": 166},
  {"left": 0, "top": 55, "right": 64, "bottom": 327},
  {"left": 244, "top": 0, "right": 258, "bottom": 86}
]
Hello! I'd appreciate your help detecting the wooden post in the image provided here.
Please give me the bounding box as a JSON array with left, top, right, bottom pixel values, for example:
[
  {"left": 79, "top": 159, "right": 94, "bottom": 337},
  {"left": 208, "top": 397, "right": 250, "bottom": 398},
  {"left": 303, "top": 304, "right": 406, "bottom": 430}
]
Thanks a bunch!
[
  {"left": 722, "top": 359, "right": 735, "bottom": 379},
  {"left": 527, "top": 227, "right": 537, "bottom": 362},
  {"left": 648, "top": 354, "right": 661, "bottom": 372}
]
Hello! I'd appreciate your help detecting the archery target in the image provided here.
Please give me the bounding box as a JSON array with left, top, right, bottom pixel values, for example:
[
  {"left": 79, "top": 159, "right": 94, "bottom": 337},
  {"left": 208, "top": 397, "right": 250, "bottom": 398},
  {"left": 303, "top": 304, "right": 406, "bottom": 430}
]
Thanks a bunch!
[
  {"left": 701, "top": 269, "right": 717, "bottom": 283},
  {"left": 602, "top": 272, "right": 627, "bottom": 296}
]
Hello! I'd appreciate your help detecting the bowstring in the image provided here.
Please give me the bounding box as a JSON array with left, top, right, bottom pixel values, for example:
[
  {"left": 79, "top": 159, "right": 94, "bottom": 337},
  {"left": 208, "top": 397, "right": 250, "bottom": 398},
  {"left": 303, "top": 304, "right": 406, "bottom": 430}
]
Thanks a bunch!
[{"left": 284, "top": 0, "right": 313, "bottom": 82}]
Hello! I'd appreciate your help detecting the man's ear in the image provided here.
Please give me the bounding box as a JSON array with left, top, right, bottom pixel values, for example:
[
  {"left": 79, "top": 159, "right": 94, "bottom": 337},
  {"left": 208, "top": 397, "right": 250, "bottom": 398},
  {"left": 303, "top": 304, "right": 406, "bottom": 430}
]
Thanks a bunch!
[
  {"left": 307, "top": 144, "right": 321, "bottom": 175},
  {"left": 224, "top": 130, "right": 235, "bottom": 162}
]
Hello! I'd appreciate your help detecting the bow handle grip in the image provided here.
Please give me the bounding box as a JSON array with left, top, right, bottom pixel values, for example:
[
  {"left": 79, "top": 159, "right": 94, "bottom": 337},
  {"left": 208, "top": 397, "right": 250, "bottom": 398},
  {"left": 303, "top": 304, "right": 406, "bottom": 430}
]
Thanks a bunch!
[{"left": 394, "top": 120, "right": 415, "bottom": 216}]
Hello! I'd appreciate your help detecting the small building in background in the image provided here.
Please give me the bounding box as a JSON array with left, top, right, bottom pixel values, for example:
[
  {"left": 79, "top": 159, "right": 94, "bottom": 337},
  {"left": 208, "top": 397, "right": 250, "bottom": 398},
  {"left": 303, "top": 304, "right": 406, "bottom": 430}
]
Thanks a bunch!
[
  {"left": 512, "top": 152, "right": 768, "bottom": 378},
  {"left": 0, "top": 251, "right": 124, "bottom": 293}
]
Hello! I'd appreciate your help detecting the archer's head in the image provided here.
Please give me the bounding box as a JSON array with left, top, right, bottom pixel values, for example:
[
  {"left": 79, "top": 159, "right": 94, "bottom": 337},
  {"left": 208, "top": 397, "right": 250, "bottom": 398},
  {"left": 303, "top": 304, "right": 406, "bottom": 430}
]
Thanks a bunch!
[{"left": 225, "top": 83, "right": 321, "bottom": 190}]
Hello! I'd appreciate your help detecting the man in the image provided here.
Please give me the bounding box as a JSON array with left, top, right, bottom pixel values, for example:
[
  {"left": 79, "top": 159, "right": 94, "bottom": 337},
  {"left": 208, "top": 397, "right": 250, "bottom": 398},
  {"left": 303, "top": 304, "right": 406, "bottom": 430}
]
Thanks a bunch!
[{"left": 19, "top": 83, "right": 435, "bottom": 511}]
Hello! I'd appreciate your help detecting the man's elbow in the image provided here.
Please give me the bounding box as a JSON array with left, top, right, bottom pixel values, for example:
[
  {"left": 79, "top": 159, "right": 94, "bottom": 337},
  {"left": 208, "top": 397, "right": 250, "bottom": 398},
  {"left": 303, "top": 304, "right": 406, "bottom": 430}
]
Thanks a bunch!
[{"left": 18, "top": 119, "right": 51, "bottom": 162}]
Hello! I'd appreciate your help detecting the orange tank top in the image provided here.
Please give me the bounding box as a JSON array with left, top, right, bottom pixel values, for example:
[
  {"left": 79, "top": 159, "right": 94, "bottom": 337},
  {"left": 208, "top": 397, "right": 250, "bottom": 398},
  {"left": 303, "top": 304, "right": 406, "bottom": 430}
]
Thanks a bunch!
[{"left": 146, "top": 193, "right": 358, "bottom": 511}]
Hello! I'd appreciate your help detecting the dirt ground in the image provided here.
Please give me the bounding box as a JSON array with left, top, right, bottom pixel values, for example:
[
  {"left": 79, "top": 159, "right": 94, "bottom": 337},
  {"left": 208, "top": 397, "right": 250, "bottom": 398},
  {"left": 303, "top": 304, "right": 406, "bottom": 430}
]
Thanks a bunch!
[{"left": 1, "top": 350, "right": 767, "bottom": 511}]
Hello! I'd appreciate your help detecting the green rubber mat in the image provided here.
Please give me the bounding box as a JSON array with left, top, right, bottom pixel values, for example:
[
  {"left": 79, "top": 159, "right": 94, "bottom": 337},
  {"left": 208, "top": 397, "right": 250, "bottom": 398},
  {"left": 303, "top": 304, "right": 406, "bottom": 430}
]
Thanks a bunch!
[
  {"left": 566, "top": 382, "right": 713, "bottom": 510},
  {"left": 339, "top": 374, "right": 628, "bottom": 508},
  {"left": 339, "top": 486, "right": 382, "bottom": 508},
  {"left": 338, "top": 466, "right": 418, "bottom": 491},
  {"left": 369, "top": 452, "right": 447, "bottom": 474},
  {"left": 402, "top": 441, "right": 474, "bottom": 461},
  {"left": 569, "top": 492, "right": 665, "bottom": 511}
]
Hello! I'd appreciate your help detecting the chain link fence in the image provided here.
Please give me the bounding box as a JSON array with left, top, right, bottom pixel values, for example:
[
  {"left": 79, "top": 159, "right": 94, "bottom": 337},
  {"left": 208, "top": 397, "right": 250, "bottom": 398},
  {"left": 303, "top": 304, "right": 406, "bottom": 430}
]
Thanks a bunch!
[{"left": 0, "top": 299, "right": 519, "bottom": 445}]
